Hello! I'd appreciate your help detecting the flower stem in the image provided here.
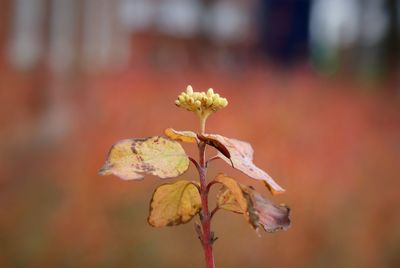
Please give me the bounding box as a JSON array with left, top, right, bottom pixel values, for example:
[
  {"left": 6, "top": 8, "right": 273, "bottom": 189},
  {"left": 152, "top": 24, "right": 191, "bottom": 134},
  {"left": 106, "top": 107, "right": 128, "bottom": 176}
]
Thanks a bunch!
[
  {"left": 200, "top": 116, "right": 206, "bottom": 134},
  {"left": 199, "top": 112, "right": 211, "bottom": 134},
  {"left": 198, "top": 142, "right": 215, "bottom": 268}
]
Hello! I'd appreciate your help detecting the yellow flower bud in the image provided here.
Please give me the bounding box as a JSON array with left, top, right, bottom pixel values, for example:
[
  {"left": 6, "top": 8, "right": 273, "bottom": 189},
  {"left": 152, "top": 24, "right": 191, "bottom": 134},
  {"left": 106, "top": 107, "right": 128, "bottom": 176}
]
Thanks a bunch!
[
  {"left": 220, "top": 98, "right": 228, "bottom": 107},
  {"left": 207, "top": 88, "right": 214, "bottom": 97},
  {"left": 175, "top": 100, "right": 181, "bottom": 106},
  {"left": 186, "top": 85, "right": 193, "bottom": 95},
  {"left": 206, "top": 97, "right": 213, "bottom": 106}
]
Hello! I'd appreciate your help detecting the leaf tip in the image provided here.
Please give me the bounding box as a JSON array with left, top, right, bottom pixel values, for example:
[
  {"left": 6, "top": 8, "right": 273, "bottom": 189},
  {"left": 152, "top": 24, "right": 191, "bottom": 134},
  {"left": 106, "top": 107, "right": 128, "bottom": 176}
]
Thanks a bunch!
[
  {"left": 264, "top": 181, "right": 286, "bottom": 195},
  {"left": 147, "top": 216, "right": 157, "bottom": 227},
  {"left": 98, "top": 164, "right": 111, "bottom": 176},
  {"left": 164, "top": 128, "right": 197, "bottom": 143}
]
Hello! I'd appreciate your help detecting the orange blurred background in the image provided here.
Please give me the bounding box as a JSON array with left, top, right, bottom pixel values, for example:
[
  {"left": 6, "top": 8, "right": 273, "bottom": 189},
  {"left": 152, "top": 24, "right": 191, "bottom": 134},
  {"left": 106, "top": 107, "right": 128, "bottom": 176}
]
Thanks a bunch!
[{"left": 0, "top": 0, "right": 400, "bottom": 267}]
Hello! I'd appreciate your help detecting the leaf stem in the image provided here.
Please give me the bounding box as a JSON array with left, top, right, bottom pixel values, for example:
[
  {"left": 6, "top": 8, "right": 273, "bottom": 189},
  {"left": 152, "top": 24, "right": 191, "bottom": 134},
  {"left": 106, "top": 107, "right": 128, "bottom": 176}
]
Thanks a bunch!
[
  {"left": 198, "top": 141, "right": 215, "bottom": 268},
  {"left": 189, "top": 156, "right": 201, "bottom": 172},
  {"left": 205, "top": 155, "right": 220, "bottom": 167},
  {"left": 210, "top": 206, "right": 219, "bottom": 220},
  {"left": 206, "top": 180, "right": 221, "bottom": 193}
]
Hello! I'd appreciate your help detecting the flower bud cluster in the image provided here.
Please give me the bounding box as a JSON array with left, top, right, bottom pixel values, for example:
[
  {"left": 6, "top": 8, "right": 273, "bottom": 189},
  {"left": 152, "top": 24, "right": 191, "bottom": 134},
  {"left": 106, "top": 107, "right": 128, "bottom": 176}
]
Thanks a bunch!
[{"left": 175, "top": 85, "right": 228, "bottom": 118}]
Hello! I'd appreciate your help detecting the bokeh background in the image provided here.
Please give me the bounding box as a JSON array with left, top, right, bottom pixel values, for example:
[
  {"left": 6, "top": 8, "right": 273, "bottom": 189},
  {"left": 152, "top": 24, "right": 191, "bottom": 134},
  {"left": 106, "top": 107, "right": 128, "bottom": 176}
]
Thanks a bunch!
[{"left": 1, "top": 0, "right": 400, "bottom": 267}]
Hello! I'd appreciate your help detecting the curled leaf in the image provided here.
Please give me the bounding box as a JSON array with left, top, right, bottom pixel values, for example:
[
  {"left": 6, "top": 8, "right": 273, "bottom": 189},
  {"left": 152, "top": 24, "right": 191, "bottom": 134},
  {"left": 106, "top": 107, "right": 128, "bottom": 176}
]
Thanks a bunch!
[
  {"left": 217, "top": 187, "right": 243, "bottom": 214},
  {"left": 199, "top": 134, "right": 285, "bottom": 195},
  {"left": 215, "top": 174, "right": 247, "bottom": 213},
  {"left": 246, "top": 189, "right": 291, "bottom": 233},
  {"left": 148, "top": 180, "right": 201, "bottom": 227},
  {"left": 164, "top": 128, "right": 198, "bottom": 143},
  {"left": 99, "top": 136, "right": 189, "bottom": 180},
  {"left": 216, "top": 174, "right": 290, "bottom": 233},
  {"left": 197, "top": 134, "right": 230, "bottom": 159}
]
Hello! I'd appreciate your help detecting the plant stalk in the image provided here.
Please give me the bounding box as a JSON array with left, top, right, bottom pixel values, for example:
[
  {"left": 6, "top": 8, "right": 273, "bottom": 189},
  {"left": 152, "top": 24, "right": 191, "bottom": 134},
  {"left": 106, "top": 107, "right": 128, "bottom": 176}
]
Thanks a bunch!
[
  {"left": 198, "top": 141, "right": 215, "bottom": 268},
  {"left": 199, "top": 112, "right": 210, "bottom": 134},
  {"left": 200, "top": 116, "right": 206, "bottom": 134}
]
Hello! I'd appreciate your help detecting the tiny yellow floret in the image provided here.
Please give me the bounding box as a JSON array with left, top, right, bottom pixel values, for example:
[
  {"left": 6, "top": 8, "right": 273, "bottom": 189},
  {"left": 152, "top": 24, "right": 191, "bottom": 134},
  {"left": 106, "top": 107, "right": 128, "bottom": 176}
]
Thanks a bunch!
[{"left": 186, "top": 85, "right": 193, "bottom": 95}]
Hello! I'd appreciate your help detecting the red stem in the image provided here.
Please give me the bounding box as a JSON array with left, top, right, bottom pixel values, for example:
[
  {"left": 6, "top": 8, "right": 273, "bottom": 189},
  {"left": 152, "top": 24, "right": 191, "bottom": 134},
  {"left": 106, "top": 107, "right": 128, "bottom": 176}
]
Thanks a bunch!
[{"left": 198, "top": 142, "right": 215, "bottom": 268}]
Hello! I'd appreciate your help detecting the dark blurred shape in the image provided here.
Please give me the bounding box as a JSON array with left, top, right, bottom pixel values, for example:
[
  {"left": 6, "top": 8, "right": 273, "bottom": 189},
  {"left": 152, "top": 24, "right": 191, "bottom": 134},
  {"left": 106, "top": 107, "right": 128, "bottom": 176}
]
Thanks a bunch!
[
  {"left": 256, "top": 0, "right": 311, "bottom": 66},
  {"left": 384, "top": 0, "right": 400, "bottom": 82}
]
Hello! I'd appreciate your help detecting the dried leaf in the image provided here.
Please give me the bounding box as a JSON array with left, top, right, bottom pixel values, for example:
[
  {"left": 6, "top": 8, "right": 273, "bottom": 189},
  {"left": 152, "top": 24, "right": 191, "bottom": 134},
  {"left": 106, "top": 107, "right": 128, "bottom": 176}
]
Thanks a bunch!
[
  {"left": 197, "top": 134, "right": 230, "bottom": 159},
  {"left": 99, "top": 136, "right": 189, "bottom": 180},
  {"left": 245, "top": 188, "right": 291, "bottom": 233},
  {"left": 148, "top": 180, "right": 201, "bottom": 227},
  {"left": 199, "top": 134, "right": 285, "bottom": 195},
  {"left": 164, "top": 128, "right": 198, "bottom": 143},
  {"left": 216, "top": 174, "right": 290, "bottom": 233}
]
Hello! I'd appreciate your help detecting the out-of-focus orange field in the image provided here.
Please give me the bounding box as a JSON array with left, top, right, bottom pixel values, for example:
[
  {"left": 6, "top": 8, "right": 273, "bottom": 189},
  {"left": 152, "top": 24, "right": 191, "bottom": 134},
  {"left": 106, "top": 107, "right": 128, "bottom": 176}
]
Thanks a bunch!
[{"left": 0, "top": 67, "right": 399, "bottom": 267}]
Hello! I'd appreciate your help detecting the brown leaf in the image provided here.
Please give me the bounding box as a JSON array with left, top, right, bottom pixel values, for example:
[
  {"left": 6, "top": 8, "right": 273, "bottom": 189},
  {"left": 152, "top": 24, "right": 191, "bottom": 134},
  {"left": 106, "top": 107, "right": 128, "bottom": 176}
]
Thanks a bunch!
[
  {"left": 198, "top": 134, "right": 230, "bottom": 159},
  {"left": 99, "top": 136, "right": 189, "bottom": 180},
  {"left": 199, "top": 134, "right": 285, "bottom": 195},
  {"left": 148, "top": 180, "right": 201, "bottom": 227},
  {"left": 164, "top": 128, "right": 198, "bottom": 143},
  {"left": 245, "top": 188, "right": 291, "bottom": 233},
  {"left": 216, "top": 174, "right": 290, "bottom": 233}
]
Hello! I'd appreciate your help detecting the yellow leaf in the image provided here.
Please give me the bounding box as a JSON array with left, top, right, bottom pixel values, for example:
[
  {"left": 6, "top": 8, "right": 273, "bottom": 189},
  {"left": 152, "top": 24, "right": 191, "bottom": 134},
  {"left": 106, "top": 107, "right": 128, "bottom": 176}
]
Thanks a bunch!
[
  {"left": 164, "top": 128, "right": 198, "bottom": 143},
  {"left": 215, "top": 174, "right": 247, "bottom": 213},
  {"left": 148, "top": 180, "right": 202, "bottom": 227},
  {"left": 199, "top": 134, "right": 285, "bottom": 195},
  {"left": 99, "top": 136, "right": 189, "bottom": 180},
  {"left": 215, "top": 175, "right": 290, "bottom": 233},
  {"left": 217, "top": 187, "right": 243, "bottom": 214}
]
